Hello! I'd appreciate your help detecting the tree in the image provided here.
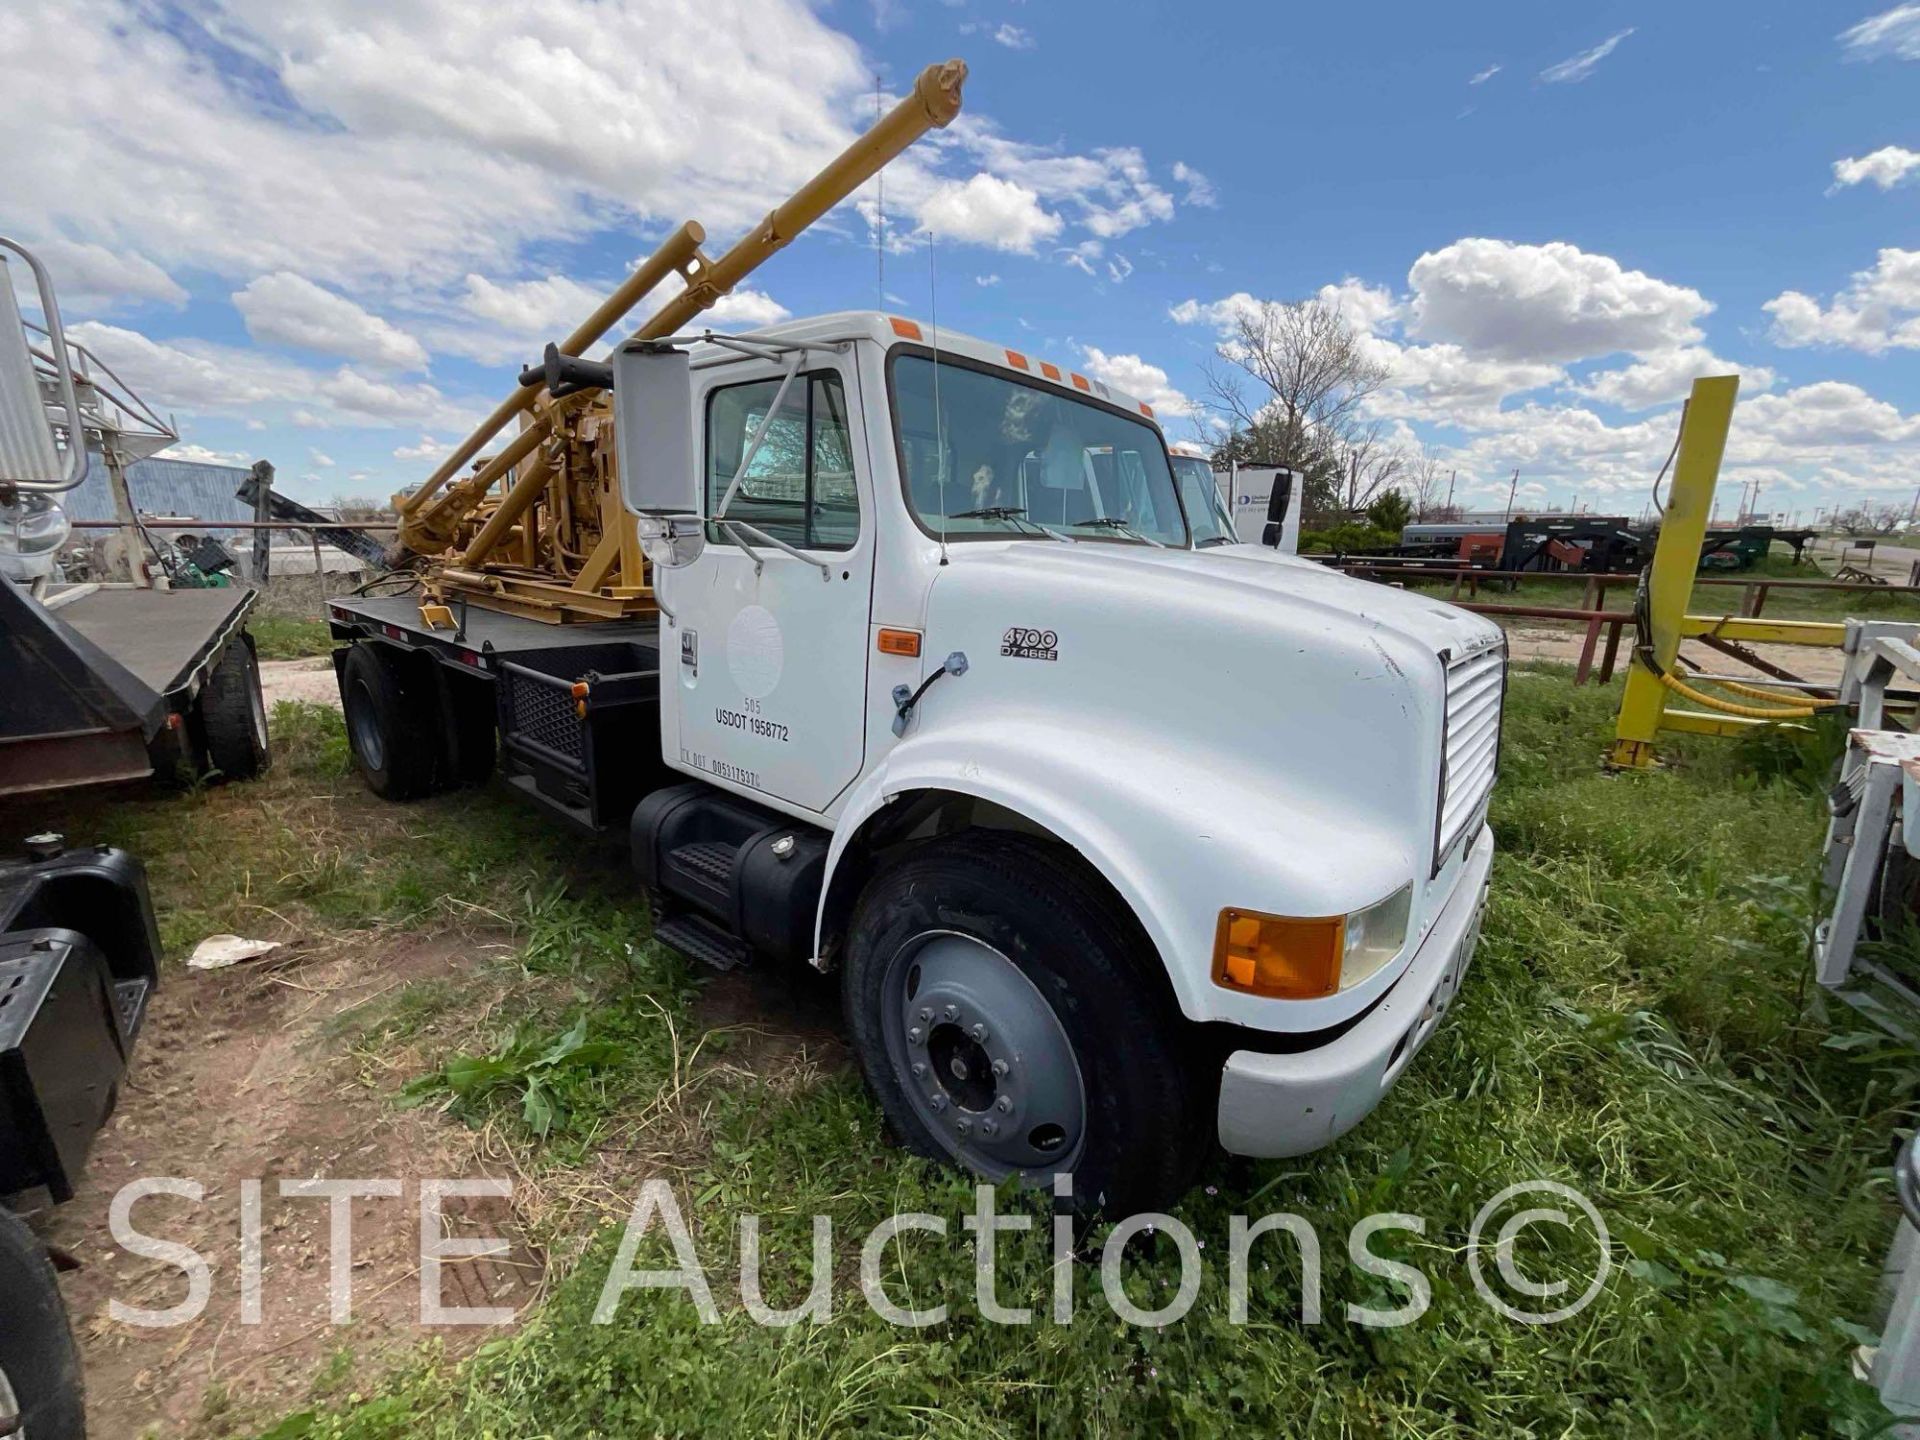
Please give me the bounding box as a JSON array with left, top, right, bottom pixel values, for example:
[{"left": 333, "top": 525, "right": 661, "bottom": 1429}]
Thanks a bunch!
[
  {"left": 1831, "top": 502, "right": 1905, "bottom": 536},
  {"left": 1367, "top": 489, "right": 1412, "bottom": 535},
  {"left": 1404, "top": 442, "right": 1451, "bottom": 522},
  {"left": 1201, "top": 296, "right": 1390, "bottom": 471}
]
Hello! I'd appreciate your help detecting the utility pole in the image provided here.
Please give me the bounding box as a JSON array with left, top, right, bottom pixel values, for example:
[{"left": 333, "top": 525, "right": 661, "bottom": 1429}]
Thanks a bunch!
[
  {"left": 1504, "top": 469, "right": 1519, "bottom": 520},
  {"left": 1444, "top": 468, "right": 1456, "bottom": 516},
  {"left": 1750, "top": 479, "right": 1764, "bottom": 525},
  {"left": 1907, "top": 486, "right": 1920, "bottom": 525}
]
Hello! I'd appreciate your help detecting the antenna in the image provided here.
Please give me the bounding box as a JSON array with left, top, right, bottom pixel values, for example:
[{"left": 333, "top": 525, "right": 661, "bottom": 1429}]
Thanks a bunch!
[{"left": 929, "top": 228, "right": 948, "bottom": 565}]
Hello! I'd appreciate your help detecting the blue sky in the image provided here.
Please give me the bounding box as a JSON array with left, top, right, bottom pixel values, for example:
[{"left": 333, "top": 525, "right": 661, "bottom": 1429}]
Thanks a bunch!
[{"left": 4, "top": 1, "right": 1916, "bottom": 519}]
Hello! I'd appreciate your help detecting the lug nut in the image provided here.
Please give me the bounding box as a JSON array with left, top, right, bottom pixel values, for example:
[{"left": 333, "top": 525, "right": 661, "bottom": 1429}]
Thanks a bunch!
[
  {"left": 930, "top": 1094, "right": 948, "bottom": 1112},
  {"left": 911, "top": 1063, "right": 928, "bottom": 1078},
  {"left": 907, "top": 1026, "right": 923, "bottom": 1045},
  {"left": 918, "top": 1007, "right": 933, "bottom": 1023},
  {"left": 970, "top": 1022, "right": 988, "bottom": 1042},
  {"left": 991, "top": 1059, "right": 1009, "bottom": 1077},
  {"left": 943, "top": 1005, "right": 958, "bottom": 1022},
  {"left": 980, "top": 1120, "right": 998, "bottom": 1137},
  {"left": 995, "top": 1095, "right": 1012, "bottom": 1113},
  {"left": 955, "top": 1119, "right": 971, "bottom": 1136}
]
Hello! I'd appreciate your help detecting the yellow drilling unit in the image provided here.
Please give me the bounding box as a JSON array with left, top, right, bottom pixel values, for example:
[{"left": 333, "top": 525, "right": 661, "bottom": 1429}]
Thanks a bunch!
[{"left": 390, "top": 59, "right": 968, "bottom": 624}]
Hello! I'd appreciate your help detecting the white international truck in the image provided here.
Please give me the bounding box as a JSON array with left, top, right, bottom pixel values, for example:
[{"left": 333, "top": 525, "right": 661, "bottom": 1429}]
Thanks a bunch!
[{"left": 328, "top": 310, "right": 1505, "bottom": 1211}]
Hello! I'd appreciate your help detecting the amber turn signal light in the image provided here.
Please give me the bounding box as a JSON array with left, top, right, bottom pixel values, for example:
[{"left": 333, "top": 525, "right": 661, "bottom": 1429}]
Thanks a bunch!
[
  {"left": 1212, "top": 908, "right": 1343, "bottom": 999},
  {"left": 877, "top": 628, "right": 923, "bottom": 657}
]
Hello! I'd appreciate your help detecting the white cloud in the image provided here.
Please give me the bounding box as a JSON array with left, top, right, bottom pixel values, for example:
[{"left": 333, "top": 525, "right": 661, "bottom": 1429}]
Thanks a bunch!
[
  {"left": 1106, "top": 255, "right": 1134, "bottom": 284},
  {"left": 1573, "top": 347, "right": 1774, "bottom": 411},
  {"left": 6, "top": 238, "right": 186, "bottom": 313},
  {"left": 1539, "top": 28, "right": 1635, "bottom": 84},
  {"left": 1831, "top": 145, "right": 1920, "bottom": 191},
  {"left": 310, "top": 449, "right": 336, "bottom": 468},
  {"left": 1407, "top": 238, "right": 1710, "bottom": 363},
  {"left": 919, "top": 173, "right": 1064, "bottom": 252},
  {"left": 234, "top": 272, "right": 429, "bottom": 371},
  {"left": 975, "top": 273, "right": 1001, "bottom": 287},
  {"left": 1764, "top": 248, "right": 1920, "bottom": 354},
  {"left": 441, "top": 266, "right": 789, "bottom": 363},
  {"left": 1841, "top": 4, "right": 1920, "bottom": 60},
  {"left": 1078, "top": 347, "right": 1195, "bottom": 416},
  {"left": 1171, "top": 161, "right": 1217, "bottom": 208},
  {"left": 163, "top": 442, "right": 251, "bottom": 466},
  {"left": 67, "top": 320, "right": 482, "bottom": 433},
  {"left": 393, "top": 436, "right": 446, "bottom": 461},
  {"left": 992, "top": 23, "right": 1034, "bottom": 50},
  {"left": 1469, "top": 63, "right": 1501, "bottom": 85}
]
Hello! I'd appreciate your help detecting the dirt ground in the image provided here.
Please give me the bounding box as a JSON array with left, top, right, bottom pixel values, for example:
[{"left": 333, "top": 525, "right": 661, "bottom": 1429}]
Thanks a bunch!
[
  {"left": 40, "top": 930, "right": 540, "bottom": 1439},
  {"left": 261, "top": 658, "right": 342, "bottom": 710}
]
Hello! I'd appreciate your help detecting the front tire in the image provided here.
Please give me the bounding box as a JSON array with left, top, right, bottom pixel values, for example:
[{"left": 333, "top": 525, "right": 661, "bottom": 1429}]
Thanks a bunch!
[
  {"left": 843, "top": 832, "right": 1200, "bottom": 1214},
  {"left": 0, "top": 1207, "right": 86, "bottom": 1439}
]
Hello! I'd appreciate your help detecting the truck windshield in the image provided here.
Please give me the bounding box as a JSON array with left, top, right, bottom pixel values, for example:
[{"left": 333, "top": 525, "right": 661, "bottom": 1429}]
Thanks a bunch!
[
  {"left": 891, "top": 354, "right": 1188, "bottom": 546},
  {"left": 1169, "top": 455, "right": 1235, "bottom": 547}
]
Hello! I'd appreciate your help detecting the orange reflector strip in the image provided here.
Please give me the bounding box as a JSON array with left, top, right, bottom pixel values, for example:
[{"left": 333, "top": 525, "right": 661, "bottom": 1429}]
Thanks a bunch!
[
  {"left": 1212, "top": 908, "right": 1343, "bottom": 1000},
  {"left": 890, "top": 317, "right": 923, "bottom": 340},
  {"left": 876, "top": 628, "right": 923, "bottom": 657},
  {"left": 1005, "top": 349, "right": 1030, "bottom": 370},
  {"left": 1040, "top": 361, "right": 1062, "bottom": 381},
  {"left": 570, "top": 681, "right": 589, "bottom": 699},
  {"left": 1071, "top": 373, "right": 1090, "bottom": 391},
  {"left": 1140, "top": 403, "right": 1155, "bottom": 419}
]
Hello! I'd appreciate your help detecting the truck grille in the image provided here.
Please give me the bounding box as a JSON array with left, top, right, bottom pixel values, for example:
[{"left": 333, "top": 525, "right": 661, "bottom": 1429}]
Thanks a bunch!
[{"left": 1438, "top": 643, "right": 1506, "bottom": 867}]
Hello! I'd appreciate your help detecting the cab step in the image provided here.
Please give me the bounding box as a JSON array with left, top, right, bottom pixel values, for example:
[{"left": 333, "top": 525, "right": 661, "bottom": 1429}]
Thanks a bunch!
[
  {"left": 632, "top": 783, "right": 831, "bottom": 969},
  {"left": 653, "top": 912, "right": 749, "bottom": 973}
]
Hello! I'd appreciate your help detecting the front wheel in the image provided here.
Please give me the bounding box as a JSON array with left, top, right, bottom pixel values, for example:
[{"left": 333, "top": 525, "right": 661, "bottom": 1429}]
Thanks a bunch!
[{"left": 842, "top": 833, "right": 1200, "bottom": 1214}]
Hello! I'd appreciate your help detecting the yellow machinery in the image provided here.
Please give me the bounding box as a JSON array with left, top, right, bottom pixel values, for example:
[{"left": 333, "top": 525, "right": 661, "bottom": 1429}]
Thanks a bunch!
[
  {"left": 391, "top": 59, "right": 968, "bottom": 623},
  {"left": 1608, "top": 374, "right": 1846, "bottom": 768}
]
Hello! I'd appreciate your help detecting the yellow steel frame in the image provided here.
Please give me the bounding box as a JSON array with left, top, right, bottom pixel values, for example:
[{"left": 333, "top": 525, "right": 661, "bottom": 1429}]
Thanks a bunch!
[{"left": 1608, "top": 375, "right": 1748, "bottom": 768}]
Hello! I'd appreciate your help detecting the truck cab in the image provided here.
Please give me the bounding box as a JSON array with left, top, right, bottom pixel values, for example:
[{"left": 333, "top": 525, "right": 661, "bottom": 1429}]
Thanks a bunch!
[{"left": 332, "top": 310, "right": 1504, "bottom": 1211}]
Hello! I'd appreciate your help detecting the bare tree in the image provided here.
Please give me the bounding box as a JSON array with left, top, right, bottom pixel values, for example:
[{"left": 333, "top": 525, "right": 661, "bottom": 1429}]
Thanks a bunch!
[
  {"left": 1202, "top": 297, "right": 1390, "bottom": 469},
  {"left": 1831, "top": 502, "right": 1905, "bottom": 536},
  {"left": 1330, "top": 419, "right": 1407, "bottom": 518},
  {"left": 1404, "top": 442, "right": 1447, "bottom": 522}
]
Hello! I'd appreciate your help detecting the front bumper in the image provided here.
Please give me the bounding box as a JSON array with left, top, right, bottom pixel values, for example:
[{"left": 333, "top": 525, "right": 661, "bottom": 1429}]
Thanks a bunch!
[{"left": 1216, "top": 824, "right": 1493, "bottom": 1158}]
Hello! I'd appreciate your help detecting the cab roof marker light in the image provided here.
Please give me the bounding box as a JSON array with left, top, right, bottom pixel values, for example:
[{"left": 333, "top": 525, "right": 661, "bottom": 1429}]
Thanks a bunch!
[
  {"left": 1070, "top": 373, "right": 1090, "bottom": 392},
  {"left": 1005, "top": 349, "right": 1030, "bottom": 370},
  {"left": 890, "top": 317, "right": 923, "bottom": 341},
  {"left": 1140, "top": 403, "right": 1155, "bottom": 418},
  {"left": 1040, "top": 361, "right": 1062, "bottom": 381}
]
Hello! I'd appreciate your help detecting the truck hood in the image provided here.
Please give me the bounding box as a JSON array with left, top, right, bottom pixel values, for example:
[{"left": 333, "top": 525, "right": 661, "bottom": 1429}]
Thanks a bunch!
[{"left": 905, "top": 538, "right": 1504, "bottom": 1028}]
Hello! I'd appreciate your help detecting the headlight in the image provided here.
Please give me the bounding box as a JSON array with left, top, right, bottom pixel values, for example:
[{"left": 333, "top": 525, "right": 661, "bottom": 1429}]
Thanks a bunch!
[
  {"left": 0, "top": 493, "right": 70, "bottom": 583},
  {"left": 1211, "top": 882, "right": 1414, "bottom": 1000},
  {"left": 1340, "top": 883, "right": 1412, "bottom": 990}
]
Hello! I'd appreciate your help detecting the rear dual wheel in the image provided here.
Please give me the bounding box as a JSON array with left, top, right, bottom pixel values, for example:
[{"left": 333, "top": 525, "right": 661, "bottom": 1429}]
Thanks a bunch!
[
  {"left": 341, "top": 644, "right": 495, "bottom": 801},
  {"left": 0, "top": 1207, "right": 86, "bottom": 1439},
  {"left": 843, "top": 832, "right": 1201, "bottom": 1215}
]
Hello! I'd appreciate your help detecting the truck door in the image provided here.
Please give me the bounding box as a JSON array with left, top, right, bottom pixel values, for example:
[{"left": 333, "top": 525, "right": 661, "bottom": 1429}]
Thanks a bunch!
[{"left": 667, "top": 357, "right": 873, "bottom": 814}]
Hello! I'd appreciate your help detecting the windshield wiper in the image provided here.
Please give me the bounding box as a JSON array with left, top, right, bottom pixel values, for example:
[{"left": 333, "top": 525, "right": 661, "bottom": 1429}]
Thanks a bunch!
[
  {"left": 949, "top": 505, "right": 1075, "bottom": 542},
  {"left": 1195, "top": 535, "right": 1234, "bottom": 548},
  {"left": 1072, "top": 515, "right": 1166, "bottom": 547}
]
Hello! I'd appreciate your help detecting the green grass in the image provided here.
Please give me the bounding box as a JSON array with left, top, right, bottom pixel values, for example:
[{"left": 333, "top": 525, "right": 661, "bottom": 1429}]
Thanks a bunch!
[
  {"left": 249, "top": 614, "right": 336, "bottom": 660},
  {"left": 11, "top": 689, "right": 1912, "bottom": 1437}
]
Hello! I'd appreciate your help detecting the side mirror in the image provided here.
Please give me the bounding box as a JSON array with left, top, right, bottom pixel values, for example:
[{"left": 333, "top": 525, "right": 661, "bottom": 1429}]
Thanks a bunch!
[
  {"left": 1262, "top": 468, "right": 1294, "bottom": 549},
  {"left": 614, "top": 341, "right": 697, "bottom": 517},
  {"left": 613, "top": 340, "right": 704, "bottom": 569}
]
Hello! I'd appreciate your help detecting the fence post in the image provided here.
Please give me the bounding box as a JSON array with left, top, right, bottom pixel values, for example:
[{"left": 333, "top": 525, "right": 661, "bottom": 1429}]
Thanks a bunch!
[{"left": 247, "top": 460, "right": 274, "bottom": 582}]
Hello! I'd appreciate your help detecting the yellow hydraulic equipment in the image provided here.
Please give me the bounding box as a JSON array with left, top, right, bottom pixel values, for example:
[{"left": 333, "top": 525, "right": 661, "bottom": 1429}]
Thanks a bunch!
[
  {"left": 1607, "top": 374, "right": 1847, "bottom": 767},
  {"left": 392, "top": 59, "right": 969, "bottom": 623}
]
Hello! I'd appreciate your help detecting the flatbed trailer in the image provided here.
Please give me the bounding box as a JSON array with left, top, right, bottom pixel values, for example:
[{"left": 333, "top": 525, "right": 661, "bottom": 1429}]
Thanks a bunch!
[{"left": 1, "top": 578, "right": 268, "bottom": 797}]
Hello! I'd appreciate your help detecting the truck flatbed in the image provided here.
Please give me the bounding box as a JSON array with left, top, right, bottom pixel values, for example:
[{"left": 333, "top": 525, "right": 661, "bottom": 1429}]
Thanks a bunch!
[
  {"left": 1, "top": 579, "right": 260, "bottom": 796},
  {"left": 326, "top": 591, "right": 664, "bottom": 834},
  {"left": 53, "top": 585, "right": 254, "bottom": 695}
]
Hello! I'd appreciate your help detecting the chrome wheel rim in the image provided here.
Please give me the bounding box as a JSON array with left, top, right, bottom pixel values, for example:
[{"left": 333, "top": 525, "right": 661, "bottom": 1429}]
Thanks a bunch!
[{"left": 881, "top": 930, "right": 1086, "bottom": 1181}]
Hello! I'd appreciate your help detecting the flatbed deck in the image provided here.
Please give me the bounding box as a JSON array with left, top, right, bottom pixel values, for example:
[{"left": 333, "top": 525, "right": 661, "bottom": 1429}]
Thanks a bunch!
[
  {"left": 326, "top": 592, "right": 660, "bottom": 660},
  {"left": 53, "top": 586, "right": 254, "bottom": 696}
]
